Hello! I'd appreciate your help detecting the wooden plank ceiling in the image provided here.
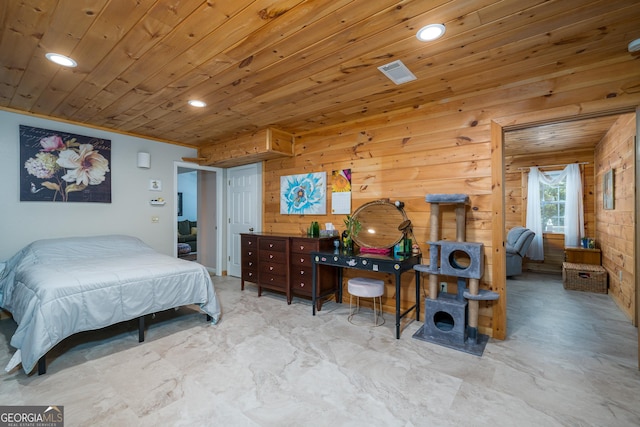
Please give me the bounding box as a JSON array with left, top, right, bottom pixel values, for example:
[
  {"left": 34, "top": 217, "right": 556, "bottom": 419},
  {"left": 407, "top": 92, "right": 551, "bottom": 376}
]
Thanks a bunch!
[
  {"left": 504, "top": 114, "right": 623, "bottom": 159},
  {"left": 1, "top": 0, "right": 639, "bottom": 148}
]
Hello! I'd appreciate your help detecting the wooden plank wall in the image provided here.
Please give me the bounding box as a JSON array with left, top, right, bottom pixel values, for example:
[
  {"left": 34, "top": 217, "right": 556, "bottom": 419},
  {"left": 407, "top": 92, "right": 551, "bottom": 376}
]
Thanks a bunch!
[
  {"left": 504, "top": 152, "right": 596, "bottom": 274},
  {"left": 258, "top": 65, "right": 640, "bottom": 339},
  {"left": 263, "top": 114, "right": 496, "bottom": 335},
  {"left": 595, "top": 113, "right": 636, "bottom": 322}
]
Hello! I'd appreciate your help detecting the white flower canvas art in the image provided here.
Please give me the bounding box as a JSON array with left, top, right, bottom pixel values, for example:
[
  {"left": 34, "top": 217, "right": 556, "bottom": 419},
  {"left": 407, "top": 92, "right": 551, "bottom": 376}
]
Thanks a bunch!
[{"left": 20, "top": 125, "right": 112, "bottom": 203}]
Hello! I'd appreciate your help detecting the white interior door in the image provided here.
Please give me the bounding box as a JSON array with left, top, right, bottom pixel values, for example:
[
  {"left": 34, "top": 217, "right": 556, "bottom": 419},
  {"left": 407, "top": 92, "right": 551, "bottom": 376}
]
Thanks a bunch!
[{"left": 227, "top": 163, "right": 261, "bottom": 277}]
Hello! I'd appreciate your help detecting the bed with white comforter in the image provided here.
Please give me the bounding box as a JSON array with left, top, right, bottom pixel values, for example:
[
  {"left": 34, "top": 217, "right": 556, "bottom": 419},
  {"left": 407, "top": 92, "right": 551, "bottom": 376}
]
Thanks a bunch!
[{"left": 0, "top": 235, "right": 221, "bottom": 374}]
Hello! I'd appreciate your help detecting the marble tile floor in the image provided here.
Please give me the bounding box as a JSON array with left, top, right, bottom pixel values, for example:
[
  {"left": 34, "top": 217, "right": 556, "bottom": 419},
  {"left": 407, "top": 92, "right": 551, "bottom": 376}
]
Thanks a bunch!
[{"left": 0, "top": 272, "right": 639, "bottom": 426}]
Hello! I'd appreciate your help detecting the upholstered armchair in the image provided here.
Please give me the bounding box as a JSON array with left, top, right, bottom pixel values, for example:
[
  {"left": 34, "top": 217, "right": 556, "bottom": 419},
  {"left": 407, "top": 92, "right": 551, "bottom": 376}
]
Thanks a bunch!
[{"left": 506, "top": 227, "right": 535, "bottom": 277}]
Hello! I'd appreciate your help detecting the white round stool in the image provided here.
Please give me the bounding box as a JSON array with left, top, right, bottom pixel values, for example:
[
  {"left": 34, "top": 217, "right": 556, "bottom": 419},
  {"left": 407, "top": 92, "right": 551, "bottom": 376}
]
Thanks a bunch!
[{"left": 348, "top": 277, "right": 385, "bottom": 326}]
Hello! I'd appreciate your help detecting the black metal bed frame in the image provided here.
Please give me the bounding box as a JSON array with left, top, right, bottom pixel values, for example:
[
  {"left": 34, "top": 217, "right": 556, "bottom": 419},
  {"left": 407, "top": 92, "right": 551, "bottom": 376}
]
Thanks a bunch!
[{"left": 36, "top": 313, "right": 212, "bottom": 375}]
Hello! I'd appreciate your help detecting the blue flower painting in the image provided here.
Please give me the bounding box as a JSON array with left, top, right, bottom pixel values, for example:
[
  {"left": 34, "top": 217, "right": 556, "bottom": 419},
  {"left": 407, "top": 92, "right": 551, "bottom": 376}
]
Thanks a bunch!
[{"left": 280, "top": 172, "right": 326, "bottom": 215}]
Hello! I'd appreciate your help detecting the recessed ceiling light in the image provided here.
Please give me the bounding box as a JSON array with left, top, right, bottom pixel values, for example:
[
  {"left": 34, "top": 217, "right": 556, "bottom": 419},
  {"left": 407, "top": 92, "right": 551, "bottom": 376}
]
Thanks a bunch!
[
  {"left": 188, "top": 100, "right": 207, "bottom": 108},
  {"left": 628, "top": 38, "right": 640, "bottom": 53},
  {"left": 416, "top": 24, "right": 446, "bottom": 42},
  {"left": 45, "top": 53, "right": 77, "bottom": 67}
]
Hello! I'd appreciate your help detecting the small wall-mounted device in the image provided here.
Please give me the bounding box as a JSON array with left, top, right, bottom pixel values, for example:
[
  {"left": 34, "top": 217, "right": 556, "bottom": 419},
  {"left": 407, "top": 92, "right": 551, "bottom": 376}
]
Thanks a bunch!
[{"left": 137, "top": 152, "right": 151, "bottom": 168}]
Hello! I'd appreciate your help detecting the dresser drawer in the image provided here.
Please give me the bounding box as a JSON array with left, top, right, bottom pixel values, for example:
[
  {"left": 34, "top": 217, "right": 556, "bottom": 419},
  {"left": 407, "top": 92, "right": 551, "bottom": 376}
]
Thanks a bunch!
[
  {"left": 290, "top": 271, "right": 312, "bottom": 295},
  {"left": 242, "top": 268, "right": 257, "bottom": 283},
  {"left": 243, "top": 257, "right": 257, "bottom": 270},
  {"left": 243, "top": 245, "right": 257, "bottom": 259},
  {"left": 241, "top": 235, "right": 258, "bottom": 249},
  {"left": 260, "top": 262, "right": 286, "bottom": 275},
  {"left": 291, "top": 252, "right": 311, "bottom": 267},
  {"left": 291, "top": 265, "right": 312, "bottom": 280},
  {"left": 259, "top": 238, "right": 287, "bottom": 252},
  {"left": 291, "top": 238, "right": 316, "bottom": 254},
  {"left": 259, "top": 249, "right": 287, "bottom": 264},
  {"left": 259, "top": 271, "right": 286, "bottom": 289}
]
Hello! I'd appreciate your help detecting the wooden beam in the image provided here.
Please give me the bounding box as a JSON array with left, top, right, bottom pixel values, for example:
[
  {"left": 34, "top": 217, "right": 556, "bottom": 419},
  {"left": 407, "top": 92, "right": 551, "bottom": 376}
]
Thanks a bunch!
[
  {"left": 491, "top": 120, "right": 507, "bottom": 340},
  {"left": 181, "top": 157, "right": 208, "bottom": 164},
  {"left": 199, "top": 128, "right": 294, "bottom": 168}
]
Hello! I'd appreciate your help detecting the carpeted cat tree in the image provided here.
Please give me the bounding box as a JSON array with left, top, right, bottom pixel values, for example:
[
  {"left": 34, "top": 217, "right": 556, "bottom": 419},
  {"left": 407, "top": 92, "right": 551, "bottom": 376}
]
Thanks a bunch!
[{"left": 413, "top": 194, "right": 498, "bottom": 356}]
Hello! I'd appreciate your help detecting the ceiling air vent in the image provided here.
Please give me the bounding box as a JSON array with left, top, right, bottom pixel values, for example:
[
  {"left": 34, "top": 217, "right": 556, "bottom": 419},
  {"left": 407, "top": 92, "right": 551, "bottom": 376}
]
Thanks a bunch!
[{"left": 377, "top": 60, "right": 417, "bottom": 85}]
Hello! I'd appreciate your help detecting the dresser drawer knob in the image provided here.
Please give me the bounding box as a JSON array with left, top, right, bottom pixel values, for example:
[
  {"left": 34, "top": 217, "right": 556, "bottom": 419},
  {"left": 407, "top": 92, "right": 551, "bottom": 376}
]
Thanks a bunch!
[
  {"left": 300, "top": 270, "right": 304, "bottom": 275},
  {"left": 300, "top": 282, "right": 305, "bottom": 287},
  {"left": 300, "top": 245, "right": 305, "bottom": 250},
  {"left": 269, "top": 243, "right": 273, "bottom": 248},
  {"left": 248, "top": 251, "right": 252, "bottom": 256},
  {"left": 269, "top": 254, "right": 274, "bottom": 259},
  {"left": 248, "top": 262, "right": 253, "bottom": 266},
  {"left": 300, "top": 258, "right": 305, "bottom": 263},
  {"left": 269, "top": 266, "right": 274, "bottom": 271}
]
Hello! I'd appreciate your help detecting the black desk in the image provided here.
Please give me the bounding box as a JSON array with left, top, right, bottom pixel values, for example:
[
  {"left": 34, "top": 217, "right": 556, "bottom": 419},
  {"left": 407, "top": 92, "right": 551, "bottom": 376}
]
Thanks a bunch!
[{"left": 311, "top": 250, "right": 421, "bottom": 339}]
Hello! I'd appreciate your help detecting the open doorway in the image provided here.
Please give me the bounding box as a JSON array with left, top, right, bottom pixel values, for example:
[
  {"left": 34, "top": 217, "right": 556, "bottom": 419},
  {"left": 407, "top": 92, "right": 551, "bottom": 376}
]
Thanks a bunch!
[
  {"left": 492, "top": 109, "right": 637, "bottom": 349},
  {"left": 503, "top": 115, "right": 621, "bottom": 276},
  {"left": 177, "top": 169, "right": 198, "bottom": 261},
  {"left": 491, "top": 107, "right": 640, "bottom": 339},
  {"left": 174, "top": 162, "right": 224, "bottom": 276}
]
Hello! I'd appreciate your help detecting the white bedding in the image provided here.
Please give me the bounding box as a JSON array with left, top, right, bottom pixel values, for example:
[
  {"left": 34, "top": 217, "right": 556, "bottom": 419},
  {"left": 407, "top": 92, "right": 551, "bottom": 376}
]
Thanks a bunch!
[{"left": 0, "top": 235, "right": 221, "bottom": 374}]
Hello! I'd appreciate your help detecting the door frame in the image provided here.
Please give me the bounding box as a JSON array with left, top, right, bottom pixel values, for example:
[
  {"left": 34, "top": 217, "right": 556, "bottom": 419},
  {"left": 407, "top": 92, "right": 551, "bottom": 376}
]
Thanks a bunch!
[
  {"left": 174, "top": 161, "right": 224, "bottom": 276},
  {"left": 491, "top": 105, "right": 638, "bottom": 342}
]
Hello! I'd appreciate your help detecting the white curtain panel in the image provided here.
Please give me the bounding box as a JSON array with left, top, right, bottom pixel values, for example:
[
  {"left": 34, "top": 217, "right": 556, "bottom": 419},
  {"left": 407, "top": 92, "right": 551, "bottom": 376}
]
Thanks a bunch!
[
  {"left": 526, "top": 167, "right": 544, "bottom": 260},
  {"left": 564, "top": 163, "right": 585, "bottom": 247},
  {"left": 525, "top": 165, "right": 584, "bottom": 260}
]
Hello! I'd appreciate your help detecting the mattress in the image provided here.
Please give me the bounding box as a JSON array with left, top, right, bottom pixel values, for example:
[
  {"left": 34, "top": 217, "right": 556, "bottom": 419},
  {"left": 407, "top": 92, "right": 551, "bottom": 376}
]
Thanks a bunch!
[{"left": 0, "top": 235, "right": 221, "bottom": 374}]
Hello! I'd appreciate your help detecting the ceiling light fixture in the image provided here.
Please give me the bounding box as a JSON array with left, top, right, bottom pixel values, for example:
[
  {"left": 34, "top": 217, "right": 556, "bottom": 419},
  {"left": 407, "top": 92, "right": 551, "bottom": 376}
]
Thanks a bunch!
[
  {"left": 45, "top": 53, "right": 77, "bottom": 67},
  {"left": 628, "top": 38, "right": 640, "bottom": 53},
  {"left": 188, "top": 100, "right": 207, "bottom": 108},
  {"left": 416, "top": 24, "right": 446, "bottom": 42}
]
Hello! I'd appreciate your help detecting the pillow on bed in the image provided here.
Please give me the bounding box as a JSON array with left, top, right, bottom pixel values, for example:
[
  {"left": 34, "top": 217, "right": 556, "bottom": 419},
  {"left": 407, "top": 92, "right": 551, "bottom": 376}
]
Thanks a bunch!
[{"left": 26, "top": 235, "right": 153, "bottom": 265}]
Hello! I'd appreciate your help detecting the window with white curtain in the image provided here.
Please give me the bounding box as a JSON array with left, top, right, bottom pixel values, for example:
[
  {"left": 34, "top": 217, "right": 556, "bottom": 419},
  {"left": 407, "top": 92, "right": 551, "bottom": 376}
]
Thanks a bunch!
[
  {"left": 526, "top": 164, "right": 584, "bottom": 260},
  {"left": 540, "top": 171, "right": 566, "bottom": 233}
]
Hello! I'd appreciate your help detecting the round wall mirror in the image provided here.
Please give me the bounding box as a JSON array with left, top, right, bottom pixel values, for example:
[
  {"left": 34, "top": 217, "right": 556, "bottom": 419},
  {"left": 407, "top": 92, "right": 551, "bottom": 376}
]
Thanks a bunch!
[{"left": 351, "top": 199, "right": 408, "bottom": 249}]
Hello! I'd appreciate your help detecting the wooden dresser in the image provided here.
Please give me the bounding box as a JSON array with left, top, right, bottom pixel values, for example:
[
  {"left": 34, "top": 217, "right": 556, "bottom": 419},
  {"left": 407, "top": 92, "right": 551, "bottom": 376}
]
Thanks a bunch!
[
  {"left": 290, "top": 237, "right": 338, "bottom": 310},
  {"left": 240, "top": 233, "right": 338, "bottom": 308}
]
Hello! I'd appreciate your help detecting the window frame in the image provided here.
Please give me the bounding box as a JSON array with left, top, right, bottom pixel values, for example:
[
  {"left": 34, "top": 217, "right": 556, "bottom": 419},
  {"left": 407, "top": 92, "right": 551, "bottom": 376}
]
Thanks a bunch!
[{"left": 540, "top": 170, "right": 566, "bottom": 234}]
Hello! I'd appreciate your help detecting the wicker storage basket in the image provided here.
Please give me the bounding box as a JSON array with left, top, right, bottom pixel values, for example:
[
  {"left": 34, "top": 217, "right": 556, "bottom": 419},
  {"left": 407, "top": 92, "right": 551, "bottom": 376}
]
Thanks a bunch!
[{"left": 562, "top": 262, "right": 607, "bottom": 293}]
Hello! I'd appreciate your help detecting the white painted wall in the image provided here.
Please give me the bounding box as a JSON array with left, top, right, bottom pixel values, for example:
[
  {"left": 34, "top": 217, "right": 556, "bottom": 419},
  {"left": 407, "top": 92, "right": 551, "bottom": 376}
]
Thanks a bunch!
[
  {"left": 177, "top": 171, "right": 198, "bottom": 221},
  {"left": 0, "top": 110, "right": 197, "bottom": 260}
]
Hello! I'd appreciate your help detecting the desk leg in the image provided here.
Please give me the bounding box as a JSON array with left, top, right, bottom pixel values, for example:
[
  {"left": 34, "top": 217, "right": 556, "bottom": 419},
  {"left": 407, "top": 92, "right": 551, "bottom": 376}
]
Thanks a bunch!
[
  {"left": 395, "top": 272, "right": 401, "bottom": 339},
  {"left": 415, "top": 270, "right": 421, "bottom": 322},
  {"left": 337, "top": 267, "right": 343, "bottom": 304},
  {"left": 312, "top": 261, "right": 317, "bottom": 316}
]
